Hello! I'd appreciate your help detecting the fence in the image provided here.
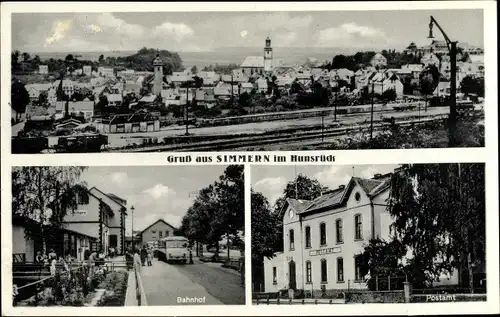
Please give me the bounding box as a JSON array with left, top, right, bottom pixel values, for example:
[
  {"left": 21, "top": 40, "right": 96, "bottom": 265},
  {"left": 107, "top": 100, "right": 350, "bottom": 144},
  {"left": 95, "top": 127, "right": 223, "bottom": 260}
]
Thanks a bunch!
[
  {"left": 253, "top": 274, "right": 487, "bottom": 304},
  {"left": 133, "top": 261, "right": 148, "bottom": 306},
  {"left": 254, "top": 297, "right": 345, "bottom": 305}
]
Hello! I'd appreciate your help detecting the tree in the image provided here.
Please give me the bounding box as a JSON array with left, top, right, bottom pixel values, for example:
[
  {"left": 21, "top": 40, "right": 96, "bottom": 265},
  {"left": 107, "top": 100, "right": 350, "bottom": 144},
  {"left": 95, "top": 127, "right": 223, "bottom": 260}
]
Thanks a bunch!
[
  {"left": 357, "top": 238, "right": 410, "bottom": 290},
  {"left": 11, "top": 80, "right": 30, "bottom": 121},
  {"left": 180, "top": 165, "right": 244, "bottom": 260},
  {"left": 65, "top": 54, "right": 74, "bottom": 63},
  {"left": 11, "top": 167, "right": 88, "bottom": 254},
  {"left": 273, "top": 174, "right": 329, "bottom": 213},
  {"left": 460, "top": 76, "right": 484, "bottom": 97},
  {"left": 214, "top": 165, "right": 245, "bottom": 257},
  {"left": 251, "top": 189, "right": 283, "bottom": 291},
  {"left": 251, "top": 190, "right": 282, "bottom": 262},
  {"left": 22, "top": 52, "right": 31, "bottom": 62},
  {"left": 420, "top": 65, "right": 440, "bottom": 111},
  {"left": 332, "top": 54, "right": 356, "bottom": 70},
  {"left": 381, "top": 88, "right": 397, "bottom": 102},
  {"left": 387, "top": 164, "right": 485, "bottom": 288},
  {"left": 11, "top": 50, "right": 20, "bottom": 71},
  {"left": 38, "top": 91, "right": 48, "bottom": 105},
  {"left": 190, "top": 65, "right": 198, "bottom": 74},
  {"left": 94, "top": 96, "right": 109, "bottom": 115},
  {"left": 238, "top": 91, "right": 251, "bottom": 108},
  {"left": 290, "top": 80, "right": 304, "bottom": 95},
  {"left": 98, "top": 54, "right": 105, "bottom": 63},
  {"left": 32, "top": 55, "right": 41, "bottom": 67}
]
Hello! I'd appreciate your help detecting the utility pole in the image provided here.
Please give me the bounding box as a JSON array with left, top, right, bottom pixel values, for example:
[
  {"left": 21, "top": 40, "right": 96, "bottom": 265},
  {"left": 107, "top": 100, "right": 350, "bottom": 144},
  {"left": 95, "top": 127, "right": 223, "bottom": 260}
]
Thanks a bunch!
[
  {"left": 185, "top": 84, "right": 189, "bottom": 136},
  {"left": 231, "top": 74, "right": 234, "bottom": 107},
  {"left": 321, "top": 110, "right": 325, "bottom": 143},
  {"left": 334, "top": 92, "right": 337, "bottom": 122},
  {"left": 131, "top": 206, "right": 135, "bottom": 251},
  {"left": 370, "top": 81, "right": 375, "bottom": 140},
  {"left": 428, "top": 15, "right": 457, "bottom": 147}
]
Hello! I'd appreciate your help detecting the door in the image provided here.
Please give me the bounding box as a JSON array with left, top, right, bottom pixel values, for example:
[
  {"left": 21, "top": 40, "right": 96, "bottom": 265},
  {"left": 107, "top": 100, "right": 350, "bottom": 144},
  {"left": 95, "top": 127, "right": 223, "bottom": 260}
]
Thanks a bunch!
[
  {"left": 109, "top": 235, "right": 118, "bottom": 248},
  {"left": 288, "top": 260, "right": 296, "bottom": 289}
]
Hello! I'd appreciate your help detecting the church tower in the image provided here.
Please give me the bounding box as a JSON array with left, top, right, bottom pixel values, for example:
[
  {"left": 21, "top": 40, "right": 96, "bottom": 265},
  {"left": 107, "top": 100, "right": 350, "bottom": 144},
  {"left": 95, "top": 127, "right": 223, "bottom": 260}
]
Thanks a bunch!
[
  {"left": 264, "top": 36, "right": 273, "bottom": 73},
  {"left": 153, "top": 52, "right": 163, "bottom": 96}
]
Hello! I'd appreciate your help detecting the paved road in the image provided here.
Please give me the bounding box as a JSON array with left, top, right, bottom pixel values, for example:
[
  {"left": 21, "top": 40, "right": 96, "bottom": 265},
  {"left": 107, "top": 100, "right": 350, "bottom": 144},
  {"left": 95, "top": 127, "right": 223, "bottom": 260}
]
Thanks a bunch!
[
  {"left": 175, "top": 259, "right": 245, "bottom": 305},
  {"left": 140, "top": 258, "right": 244, "bottom": 305}
]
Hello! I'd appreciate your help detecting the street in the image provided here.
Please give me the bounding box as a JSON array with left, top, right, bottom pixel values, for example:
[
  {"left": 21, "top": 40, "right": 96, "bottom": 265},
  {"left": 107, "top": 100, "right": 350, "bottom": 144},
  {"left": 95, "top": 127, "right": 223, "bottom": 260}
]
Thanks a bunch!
[{"left": 140, "top": 257, "right": 245, "bottom": 305}]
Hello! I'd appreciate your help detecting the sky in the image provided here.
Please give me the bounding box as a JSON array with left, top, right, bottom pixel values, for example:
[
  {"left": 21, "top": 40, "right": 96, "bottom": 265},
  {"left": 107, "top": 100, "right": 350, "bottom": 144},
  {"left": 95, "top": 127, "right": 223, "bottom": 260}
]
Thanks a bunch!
[
  {"left": 79, "top": 165, "right": 232, "bottom": 236},
  {"left": 251, "top": 164, "right": 400, "bottom": 207},
  {"left": 11, "top": 9, "right": 483, "bottom": 53}
]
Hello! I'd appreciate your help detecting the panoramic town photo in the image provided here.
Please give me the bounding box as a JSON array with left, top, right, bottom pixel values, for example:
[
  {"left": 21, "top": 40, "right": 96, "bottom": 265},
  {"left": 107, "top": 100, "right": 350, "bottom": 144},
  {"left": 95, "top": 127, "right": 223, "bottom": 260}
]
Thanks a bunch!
[
  {"left": 12, "top": 165, "right": 245, "bottom": 306},
  {"left": 251, "top": 163, "right": 486, "bottom": 304},
  {"left": 10, "top": 10, "right": 484, "bottom": 153}
]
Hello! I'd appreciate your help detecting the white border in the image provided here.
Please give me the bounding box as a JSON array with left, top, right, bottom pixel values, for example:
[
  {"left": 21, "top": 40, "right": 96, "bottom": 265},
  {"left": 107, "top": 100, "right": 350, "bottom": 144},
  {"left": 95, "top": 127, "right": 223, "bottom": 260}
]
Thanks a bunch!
[{"left": 1, "top": 1, "right": 498, "bottom": 316}]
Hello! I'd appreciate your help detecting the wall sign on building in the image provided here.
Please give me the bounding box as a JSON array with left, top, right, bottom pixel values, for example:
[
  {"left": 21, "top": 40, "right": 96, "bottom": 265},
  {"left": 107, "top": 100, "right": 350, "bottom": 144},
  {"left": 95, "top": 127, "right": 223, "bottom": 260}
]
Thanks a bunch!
[{"left": 309, "top": 247, "right": 341, "bottom": 256}]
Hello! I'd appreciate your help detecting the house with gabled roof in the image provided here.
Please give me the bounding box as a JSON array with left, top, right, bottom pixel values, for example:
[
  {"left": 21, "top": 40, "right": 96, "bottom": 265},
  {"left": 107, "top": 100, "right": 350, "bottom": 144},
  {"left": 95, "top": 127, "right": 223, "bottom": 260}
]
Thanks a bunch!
[
  {"left": 262, "top": 170, "right": 459, "bottom": 294},
  {"left": 139, "top": 219, "right": 177, "bottom": 246},
  {"left": 62, "top": 186, "right": 128, "bottom": 256},
  {"left": 13, "top": 185, "right": 128, "bottom": 263}
]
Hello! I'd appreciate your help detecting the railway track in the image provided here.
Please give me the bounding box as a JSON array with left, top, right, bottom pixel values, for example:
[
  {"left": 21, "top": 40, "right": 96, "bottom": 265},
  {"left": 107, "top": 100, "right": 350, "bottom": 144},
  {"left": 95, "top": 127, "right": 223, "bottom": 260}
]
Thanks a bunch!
[{"left": 107, "top": 115, "right": 449, "bottom": 152}]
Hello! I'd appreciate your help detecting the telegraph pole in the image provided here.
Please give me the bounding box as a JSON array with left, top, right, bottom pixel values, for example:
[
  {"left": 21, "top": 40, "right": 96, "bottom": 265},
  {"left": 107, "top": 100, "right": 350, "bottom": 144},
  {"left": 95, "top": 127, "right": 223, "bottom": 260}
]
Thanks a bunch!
[
  {"left": 185, "top": 85, "right": 189, "bottom": 135},
  {"left": 321, "top": 110, "right": 325, "bottom": 143},
  {"left": 131, "top": 206, "right": 135, "bottom": 251},
  {"left": 370, "top": 81, "right": 375, "bottom": 140}
]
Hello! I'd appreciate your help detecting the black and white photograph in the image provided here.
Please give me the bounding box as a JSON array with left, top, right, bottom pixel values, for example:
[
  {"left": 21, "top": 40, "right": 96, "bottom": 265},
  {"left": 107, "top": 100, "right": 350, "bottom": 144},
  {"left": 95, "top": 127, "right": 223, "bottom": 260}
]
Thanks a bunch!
[
  {"left": 11, "top": 165, "right": 245, "bottom": 306},
  {"left": 10, "top": 9, "right": 485, "bottom": 153},
  {"left": 251, "top": 163, "right": 486, "bottom": 304}
]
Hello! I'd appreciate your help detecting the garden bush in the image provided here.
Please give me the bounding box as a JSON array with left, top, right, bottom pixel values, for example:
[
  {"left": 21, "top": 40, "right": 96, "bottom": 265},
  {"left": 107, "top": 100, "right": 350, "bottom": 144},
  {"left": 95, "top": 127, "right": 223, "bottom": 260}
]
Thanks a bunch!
[{"left": 97, "top": 271, "right": 129, "bottom": 306}]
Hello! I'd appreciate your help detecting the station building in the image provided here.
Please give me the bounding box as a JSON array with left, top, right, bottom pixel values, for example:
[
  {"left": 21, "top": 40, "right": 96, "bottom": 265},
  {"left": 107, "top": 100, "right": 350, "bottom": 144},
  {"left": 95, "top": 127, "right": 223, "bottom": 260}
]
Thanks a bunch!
[{"left": 263, "top": 172, "right": 459, "bottom": 293}]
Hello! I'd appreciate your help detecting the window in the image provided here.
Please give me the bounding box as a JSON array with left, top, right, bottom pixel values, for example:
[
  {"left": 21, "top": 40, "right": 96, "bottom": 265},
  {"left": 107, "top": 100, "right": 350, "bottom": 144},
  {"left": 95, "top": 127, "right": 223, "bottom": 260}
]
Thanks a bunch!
[
  {"left": 289, "top": 229, "right": 295, "bottom": 250},
  {"left": 77, "top": 192, "right": 89, "bottom": 205},
  {"left": 336, "top": 219, "right": 343, "bottom": 244},
  {"left": 305, "top": 226, "right": 311, "bottom": 248},
  {"left": 272, "top": 267, "right": 277, "bottom": 285},
  {"left": 152, "top": 230, "right": 157, "bottom": 234},
  {"left": 354, "top": 214, "right": 363, "bottom": 240},
  {"left": 320, "top": 259, "right": 328, "bottom": 283},
  {"left": 355, "top": 256, "right": 365, "bottom": 281},
  {"left": 355, "top": 192, "right": 361, "bottom": 202},
  {"left": 166, "top": 231, "right": 170, "bottom": 237},
  {"left": 159, "top": 231, "right": 163, "bottom": 238},
  {"left": 306, "top": 261, "right": 312, "bottom": 283},
  {"left": 320, "top": 223, "right": 326, "bottom": 246},
  {"left": 337, "top": 258, "right": 344, "bottom": 282}
]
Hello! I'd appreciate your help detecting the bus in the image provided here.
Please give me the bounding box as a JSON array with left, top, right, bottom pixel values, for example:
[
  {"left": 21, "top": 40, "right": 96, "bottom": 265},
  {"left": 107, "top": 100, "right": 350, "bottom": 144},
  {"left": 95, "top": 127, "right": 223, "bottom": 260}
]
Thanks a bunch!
[{"left": 158, "top": 236, "right": 190, "bottom": 264}]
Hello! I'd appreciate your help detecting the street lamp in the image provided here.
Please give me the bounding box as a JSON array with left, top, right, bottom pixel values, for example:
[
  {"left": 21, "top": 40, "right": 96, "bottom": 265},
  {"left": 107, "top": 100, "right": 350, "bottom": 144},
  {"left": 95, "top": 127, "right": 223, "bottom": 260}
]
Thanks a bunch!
[
  {"left": 428, "top": 15, "right": 458, "bottom": 147},
  {"left": 131, "top": 206, "right": 135, "bottom": 251}
]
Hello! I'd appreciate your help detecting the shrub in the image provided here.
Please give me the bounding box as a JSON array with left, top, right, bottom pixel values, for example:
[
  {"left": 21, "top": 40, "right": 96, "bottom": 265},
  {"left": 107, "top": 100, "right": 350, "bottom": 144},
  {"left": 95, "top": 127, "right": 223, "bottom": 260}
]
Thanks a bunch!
[{"left": 97, "top": 271, "right": 129, "bottom": 307}]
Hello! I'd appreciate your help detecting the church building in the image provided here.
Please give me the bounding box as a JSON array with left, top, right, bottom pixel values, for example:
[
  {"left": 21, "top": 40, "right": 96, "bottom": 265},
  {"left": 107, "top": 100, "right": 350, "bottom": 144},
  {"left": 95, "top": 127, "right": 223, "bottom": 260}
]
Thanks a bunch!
[{"left": 241, "top": 37, "right": 274, "bottom": 75}]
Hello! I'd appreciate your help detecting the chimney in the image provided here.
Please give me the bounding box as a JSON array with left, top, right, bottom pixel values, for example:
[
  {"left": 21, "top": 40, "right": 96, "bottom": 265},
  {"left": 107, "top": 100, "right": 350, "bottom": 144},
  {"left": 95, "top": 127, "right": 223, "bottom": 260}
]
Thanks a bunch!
[{"left": 373, "top": 173, "right": 383, "bottom": 179}]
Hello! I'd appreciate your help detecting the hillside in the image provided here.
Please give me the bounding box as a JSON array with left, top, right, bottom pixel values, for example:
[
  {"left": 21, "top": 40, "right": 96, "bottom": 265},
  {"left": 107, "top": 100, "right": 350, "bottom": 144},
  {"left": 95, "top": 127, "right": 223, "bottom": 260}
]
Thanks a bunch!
[{"left": 116, "top": 47, "right": 184, "bottom": 74}]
